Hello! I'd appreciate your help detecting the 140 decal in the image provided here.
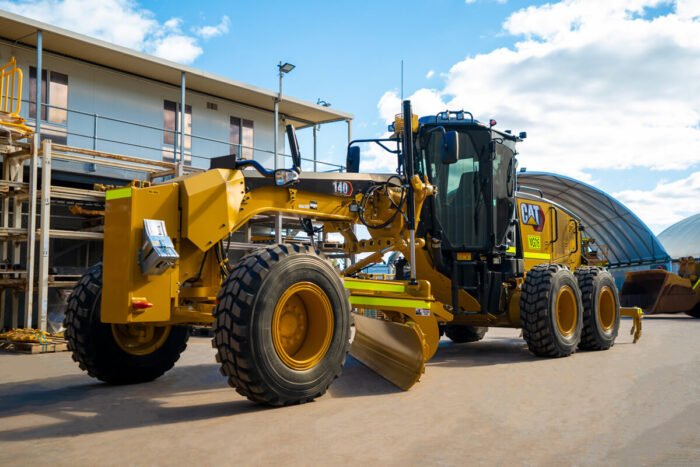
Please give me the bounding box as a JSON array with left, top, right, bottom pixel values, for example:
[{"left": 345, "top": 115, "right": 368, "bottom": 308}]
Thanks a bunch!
[{"left": 332, "top": 181, "right": 353, "bottom": 196}]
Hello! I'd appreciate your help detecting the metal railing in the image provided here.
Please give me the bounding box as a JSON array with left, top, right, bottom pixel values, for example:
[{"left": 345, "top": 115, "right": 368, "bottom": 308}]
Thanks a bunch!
[{"left": 22, "top": 100, "right": 346, "bottom": 172}]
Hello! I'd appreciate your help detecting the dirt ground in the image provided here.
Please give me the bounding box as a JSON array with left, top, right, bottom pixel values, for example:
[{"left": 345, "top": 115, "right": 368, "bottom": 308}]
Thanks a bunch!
[{"left": 1, "top": 315, "right": 698, "bottom": 466}]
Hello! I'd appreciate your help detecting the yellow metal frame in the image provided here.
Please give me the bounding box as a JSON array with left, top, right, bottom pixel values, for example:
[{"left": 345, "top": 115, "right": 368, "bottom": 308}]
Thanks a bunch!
[
  {"left": 620, "top": 306, "right": 643, "bottom": 343},
  {"left": 0, "top": 57, "right": 32, "bottom": 137}
]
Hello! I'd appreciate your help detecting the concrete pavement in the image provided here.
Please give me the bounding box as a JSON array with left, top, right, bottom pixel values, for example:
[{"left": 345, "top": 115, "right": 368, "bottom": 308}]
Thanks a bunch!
[{"left": 1, "top": 315, "right": 698, "bottom": 466}]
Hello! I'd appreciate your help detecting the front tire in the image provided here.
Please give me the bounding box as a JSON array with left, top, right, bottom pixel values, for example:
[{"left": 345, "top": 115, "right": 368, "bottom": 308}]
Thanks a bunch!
[
  {"left": 520, "top": 263, "right": 583, "bottom": 357},
  {"left": 212, "top": 244, "right": 351, "bottom": 406},
  {"left": 64, "top": 262, "right": 190, "bottom": 384},
  {"left": 575, "top": 266, "right": 620, "bottom": 350}
]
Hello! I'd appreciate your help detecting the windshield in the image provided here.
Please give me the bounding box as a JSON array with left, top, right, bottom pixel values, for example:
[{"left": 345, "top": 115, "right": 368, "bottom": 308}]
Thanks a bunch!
[{"left": 425, "top": 128, "right": 490, "bottom": 248}]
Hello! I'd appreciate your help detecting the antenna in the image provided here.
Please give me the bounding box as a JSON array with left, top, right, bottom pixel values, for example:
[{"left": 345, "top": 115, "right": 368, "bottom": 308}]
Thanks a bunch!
[{"left": 400, "top": 60, "right": 404, "bottom": 101}]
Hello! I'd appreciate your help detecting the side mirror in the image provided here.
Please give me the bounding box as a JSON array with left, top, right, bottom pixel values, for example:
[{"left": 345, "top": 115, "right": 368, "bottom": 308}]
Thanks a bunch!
[
  {"left": 347, "top": 146, "right": 360, "bottom": 173},
  {"left": 442, "top": 131, "right": 459, "bottom": 164},
  {"left": 285, "top": 124, "right": 302, "bottom": 171}
]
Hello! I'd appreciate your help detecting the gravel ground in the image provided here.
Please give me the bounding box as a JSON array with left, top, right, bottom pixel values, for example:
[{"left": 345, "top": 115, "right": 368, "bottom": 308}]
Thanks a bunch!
[{"left": 0, "top": 315, "right": 698, "bottom": 466}]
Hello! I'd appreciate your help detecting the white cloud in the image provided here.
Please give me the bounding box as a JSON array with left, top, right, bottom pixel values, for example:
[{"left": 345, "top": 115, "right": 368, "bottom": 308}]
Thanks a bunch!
[
  {"left": 426, "top": 69, "right": 435, "bottom": 79},
  {"left": 151, "top": 35, "right": 203, "bottom": 65},
  {"left": 0, "top": 0, "right": 226, "bottom": 64},
  {"left": 613, "top": 171, "right": 700, "bottom": 233},
  {"left": 194, "top": 15, "right": 230, "bottom": 39},
  {"left": 368, "top": 0, "right": 700, "bottom": 227}
]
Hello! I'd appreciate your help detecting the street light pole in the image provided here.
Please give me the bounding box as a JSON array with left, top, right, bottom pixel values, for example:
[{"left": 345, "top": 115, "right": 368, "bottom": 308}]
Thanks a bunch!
[
  {"left": 273, "top": 69, "right": 280, "bottom": 170},
  {"left": 274, "top": 61, "right": 295, "bottom": 170},
  {"left": 273, "top": 62, "right": 295, "bottom": 243}
]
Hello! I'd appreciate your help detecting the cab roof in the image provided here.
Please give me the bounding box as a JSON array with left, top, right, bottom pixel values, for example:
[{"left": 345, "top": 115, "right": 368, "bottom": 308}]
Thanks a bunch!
[{"left": 418, "top": 113, "right": 519, "bottom": 141}]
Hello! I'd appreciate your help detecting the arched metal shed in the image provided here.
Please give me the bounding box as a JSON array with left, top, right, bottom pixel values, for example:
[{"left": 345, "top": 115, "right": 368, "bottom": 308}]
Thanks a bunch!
[
  {"left": 517, "top": 172, "right": 670, "bottom": 268},
  {"left": 657, "top": 213, "right": 700, "bottom": 259}
]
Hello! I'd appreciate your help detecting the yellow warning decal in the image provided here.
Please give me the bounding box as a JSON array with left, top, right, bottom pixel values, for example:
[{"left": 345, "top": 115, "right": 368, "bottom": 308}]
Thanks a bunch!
[
  {"left": 527, "top": 235, "right": 541, "bottom": 250},
  {"left": 344, "top": 280, "right": 405, "bottom": 293},
  {"left": 105, "top": 187, "right": 132, "bottom": 201},
  {"left": 524, "top": 251, "right": 551, "bottom": 260},
  {"left": 349, "top": 296, "right": 431, "bottom": 309}
]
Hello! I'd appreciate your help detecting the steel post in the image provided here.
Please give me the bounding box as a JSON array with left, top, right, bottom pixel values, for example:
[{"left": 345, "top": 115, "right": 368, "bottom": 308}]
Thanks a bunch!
[
  {"left": 10, "top": 156, "right": 22, "bottom": 329},
  {"left": 275, "top": 213, "right": 283, "bottom": 244},
  {"left": 36, "top": 30, "right": 41, "bottom": 143},
  {"left": 347, "top": 119, "right": 355, "bottom": 264},
  {"left": 0, "top": 159, "right": 8, "bottom": 328},
  {"left": 25, "top": 134, "right": 39, "bottom": 328},
  {"left": 37, "top": 140, "right": 52, "bottom": 331},
  {"left": 179, "top": 71, "right": 185, "bottom": 175},
  {"left": 273, "top": 68, "right": 283, "bottom": 241},
  {"left": 313, "top": 125, "right": 317, "bottom": 172}
]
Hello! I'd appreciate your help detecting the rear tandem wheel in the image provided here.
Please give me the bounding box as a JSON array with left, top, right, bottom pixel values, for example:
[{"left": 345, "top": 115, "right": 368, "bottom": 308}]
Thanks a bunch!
[
  {"left": 520, "top": 263, "right": 583, "bottom": 357},
  {"left": 575, "top": 266, "right": 620, "bottom": 350}
]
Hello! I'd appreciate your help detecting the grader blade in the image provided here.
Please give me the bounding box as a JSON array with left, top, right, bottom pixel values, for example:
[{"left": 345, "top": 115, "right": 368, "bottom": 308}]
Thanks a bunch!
[{"left": 350, "top": 313, "right": 427, "bottom": 390}]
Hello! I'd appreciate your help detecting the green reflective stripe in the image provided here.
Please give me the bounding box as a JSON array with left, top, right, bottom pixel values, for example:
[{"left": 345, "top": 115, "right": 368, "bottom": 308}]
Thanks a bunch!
[
  {"left": 344, "top": 280, "right": 405, "bottom": 293},
  {"left": 105, "top": 187, "right": 132, "bottom": 201},
  {"left": 506, "top": 247, "right": 516, "bottom": 254},
  {"left": 524, "top": 251, "right": 551, "bottom": 260},
  {"left": 349, "top": 295, "right": 431, "bottom": 309},
  {"left": 693, "top": 278, "right": 700, "bottom": 290}
]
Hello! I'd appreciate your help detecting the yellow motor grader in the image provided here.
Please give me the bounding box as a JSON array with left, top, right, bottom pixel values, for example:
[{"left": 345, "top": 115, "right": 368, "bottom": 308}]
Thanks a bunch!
[{"left": 65, "top": 101, "right": 641, "bottom": 405}]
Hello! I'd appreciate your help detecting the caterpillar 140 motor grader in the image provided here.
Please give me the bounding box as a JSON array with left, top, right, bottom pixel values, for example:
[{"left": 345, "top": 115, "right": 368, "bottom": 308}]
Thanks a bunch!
[{"left": 65, "top": 101, "right": 641, "bottom": 405}]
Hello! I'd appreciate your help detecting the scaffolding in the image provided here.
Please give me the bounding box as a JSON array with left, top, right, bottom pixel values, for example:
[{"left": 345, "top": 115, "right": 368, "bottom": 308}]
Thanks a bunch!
[{"left": 0, "top": 137, "right": 204, "bottom": 330}]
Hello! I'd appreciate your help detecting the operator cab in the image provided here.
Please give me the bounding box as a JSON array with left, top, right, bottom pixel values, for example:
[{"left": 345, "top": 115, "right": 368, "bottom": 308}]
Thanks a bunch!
[{"left": 416, "top": 111, "right": 525, "bottom": 312}]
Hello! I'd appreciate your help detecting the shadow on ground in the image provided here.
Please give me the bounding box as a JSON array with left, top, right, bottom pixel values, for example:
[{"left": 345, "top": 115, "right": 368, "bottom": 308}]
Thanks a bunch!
[
  {"left": 0, "top": 362, "right": 264, "bottom": 441},
  {"left": 428, "top": 335, "right": 535, "bottom": 368},
  {"left": 0, "top": 333, "right": 556, "bottom": 439},
  {"left": 330, "top": 334, "right": 536, "bottom": 398}
]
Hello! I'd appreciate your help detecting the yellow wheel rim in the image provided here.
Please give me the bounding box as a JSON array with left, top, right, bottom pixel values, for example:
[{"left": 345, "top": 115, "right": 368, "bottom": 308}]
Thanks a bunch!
[
  {"left": 111, "top": 324, "right": 171, "bottom": 356},
  {"left": 272, "top": 282, "right": 334, "bottom": 370},
  {"left": 555, "top": 285, "right": 577, "bottom": 338},
  {"left": 598, "top": 286, "right": 616, "bottom": 332}
]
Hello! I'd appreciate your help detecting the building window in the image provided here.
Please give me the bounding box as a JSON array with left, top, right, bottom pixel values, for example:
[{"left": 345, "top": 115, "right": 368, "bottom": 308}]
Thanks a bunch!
[
  {"left": 163, "top": 100, "right": 191, "bottom": 163},
  {"left": 163, "top": 100, "right": 192, "bottom": 148},
  {"left": 28, "top": 67, "right": 69, "bottom": 144},
  {"left": 230, "top": 116, "right": 253, "bottom": 159}
]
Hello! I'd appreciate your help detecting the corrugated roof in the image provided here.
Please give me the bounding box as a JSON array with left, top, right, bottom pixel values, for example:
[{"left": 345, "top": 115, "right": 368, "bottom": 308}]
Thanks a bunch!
[
  {"left": 518, "top": 172, "right": 670, "bottom": 268},
  {"left": 657, "top": 213, "right": 700, "bottom": 259},
  {"left": 0, "top": 10, "right": 352, "bottom": 129}
]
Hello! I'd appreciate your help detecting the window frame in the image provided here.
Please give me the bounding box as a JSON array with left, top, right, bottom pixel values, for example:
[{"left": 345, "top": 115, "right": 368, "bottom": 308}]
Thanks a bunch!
[
  {"left": 162, "top": 99, "right": 192, "bottom": 164},
  {"left": 28, "top": 66, "right": 69, "bottom": 145},
  {"left": 229, "top": 115, "right": 254, "bottom": 160}
]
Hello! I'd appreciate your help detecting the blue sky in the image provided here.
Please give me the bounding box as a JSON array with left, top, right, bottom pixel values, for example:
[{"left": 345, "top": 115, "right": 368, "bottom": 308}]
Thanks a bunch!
[{"left": 1, "top": 0, "right": 698, "bottom": 233}]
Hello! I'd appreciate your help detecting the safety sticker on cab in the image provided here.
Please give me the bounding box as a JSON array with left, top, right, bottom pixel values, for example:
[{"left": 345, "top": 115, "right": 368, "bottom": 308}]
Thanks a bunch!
[{"left": 527, "top": 235, "right": 542, "bottom": 250}]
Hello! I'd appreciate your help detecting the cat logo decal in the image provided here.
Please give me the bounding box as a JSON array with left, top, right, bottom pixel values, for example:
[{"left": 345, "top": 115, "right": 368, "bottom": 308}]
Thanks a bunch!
[{"left": 520, "top": 203, "right": 545, "bottom": 232}]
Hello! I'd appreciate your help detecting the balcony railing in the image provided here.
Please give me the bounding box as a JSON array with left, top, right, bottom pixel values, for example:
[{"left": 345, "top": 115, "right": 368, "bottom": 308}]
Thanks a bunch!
[{"left": 21, "top": 100, "right": 346, "bottom": 173}]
